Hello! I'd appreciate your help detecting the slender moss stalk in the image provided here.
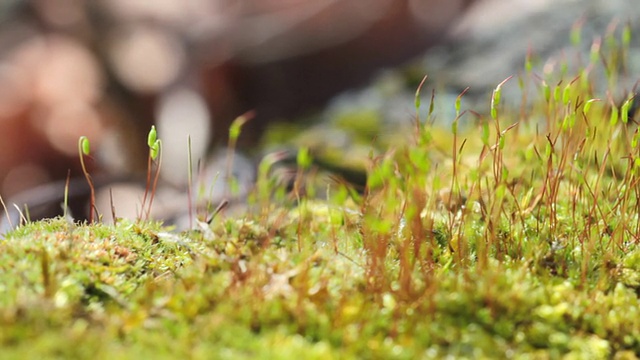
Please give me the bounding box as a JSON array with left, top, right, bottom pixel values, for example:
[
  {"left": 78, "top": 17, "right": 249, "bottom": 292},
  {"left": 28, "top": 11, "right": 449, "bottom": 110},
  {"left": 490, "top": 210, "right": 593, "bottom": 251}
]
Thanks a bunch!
[
  {"left": 78, "top": 136, "right": 97, "bottom": 223},
  {"left": 140, "top": 126, "right": 162, "bottom": 221}
]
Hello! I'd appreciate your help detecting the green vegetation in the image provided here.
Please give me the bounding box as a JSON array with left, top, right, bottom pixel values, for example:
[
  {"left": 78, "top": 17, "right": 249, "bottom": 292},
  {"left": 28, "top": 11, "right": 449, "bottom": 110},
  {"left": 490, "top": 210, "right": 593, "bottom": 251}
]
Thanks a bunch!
[{"left": 3, "top": 22, "right": 640, "bottom": 359}]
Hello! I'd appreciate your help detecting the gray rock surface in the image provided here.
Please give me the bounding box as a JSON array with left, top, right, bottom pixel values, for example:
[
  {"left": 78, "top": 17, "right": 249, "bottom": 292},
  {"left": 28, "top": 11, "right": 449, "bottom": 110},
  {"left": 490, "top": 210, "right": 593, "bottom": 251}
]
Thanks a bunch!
[
  {"left": 425, "top": 0, "right": 640, "bottom": 110},
  {"left": 322, "top": 0, "right": 640, "bottom": 129}
]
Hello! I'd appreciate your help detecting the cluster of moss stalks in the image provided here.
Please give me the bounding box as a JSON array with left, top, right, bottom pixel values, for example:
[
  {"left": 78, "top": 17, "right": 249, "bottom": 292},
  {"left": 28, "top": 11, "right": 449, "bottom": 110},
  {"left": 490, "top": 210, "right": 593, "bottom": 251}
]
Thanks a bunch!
[{"left": 2, "top": 22, "right": 640, "bottom": 359}]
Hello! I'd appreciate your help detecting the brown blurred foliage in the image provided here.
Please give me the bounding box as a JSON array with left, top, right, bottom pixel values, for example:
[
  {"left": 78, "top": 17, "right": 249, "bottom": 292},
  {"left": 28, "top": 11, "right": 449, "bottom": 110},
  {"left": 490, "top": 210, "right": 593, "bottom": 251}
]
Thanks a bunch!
[{"left": 0, "top": 0, "right": 473, "bottom": 198}]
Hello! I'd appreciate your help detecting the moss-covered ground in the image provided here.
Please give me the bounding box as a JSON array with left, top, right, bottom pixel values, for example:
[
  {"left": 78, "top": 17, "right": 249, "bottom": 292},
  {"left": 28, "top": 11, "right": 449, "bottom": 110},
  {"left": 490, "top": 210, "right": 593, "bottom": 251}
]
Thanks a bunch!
[{"left": 2, "top": 23, "right": 640, "bottom": 359}]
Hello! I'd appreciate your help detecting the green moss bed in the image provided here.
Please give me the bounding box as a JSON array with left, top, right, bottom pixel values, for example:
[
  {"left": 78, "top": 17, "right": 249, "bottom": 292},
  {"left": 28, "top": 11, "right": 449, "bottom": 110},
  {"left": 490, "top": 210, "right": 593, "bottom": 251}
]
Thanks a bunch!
[{"left": 2, "top": 23, "right": 640, "bottom": 359}]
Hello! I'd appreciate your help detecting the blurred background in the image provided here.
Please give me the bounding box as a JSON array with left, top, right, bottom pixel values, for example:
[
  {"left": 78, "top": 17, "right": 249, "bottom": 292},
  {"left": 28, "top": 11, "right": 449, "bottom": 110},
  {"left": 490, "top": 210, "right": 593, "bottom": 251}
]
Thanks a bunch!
[
  {"left": 0, "top": 0, "right": 472, "bottom": 199},
  {"left": 1, "top": 0, "right": 640, "bottom": 225}
]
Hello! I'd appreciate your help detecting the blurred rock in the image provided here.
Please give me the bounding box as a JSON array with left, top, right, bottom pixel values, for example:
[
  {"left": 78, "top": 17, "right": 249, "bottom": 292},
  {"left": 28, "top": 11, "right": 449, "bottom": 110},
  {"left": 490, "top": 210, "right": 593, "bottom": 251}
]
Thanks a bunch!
[{"left": 423, "top": 0, "right": 640, "bottom": 108}]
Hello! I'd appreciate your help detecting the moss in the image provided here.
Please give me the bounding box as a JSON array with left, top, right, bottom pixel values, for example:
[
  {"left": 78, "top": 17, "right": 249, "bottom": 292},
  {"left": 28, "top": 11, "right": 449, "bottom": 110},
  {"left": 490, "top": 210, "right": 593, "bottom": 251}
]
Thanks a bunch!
[{"left": 3, "top": 21, "right": 640, "bottom": 359}]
